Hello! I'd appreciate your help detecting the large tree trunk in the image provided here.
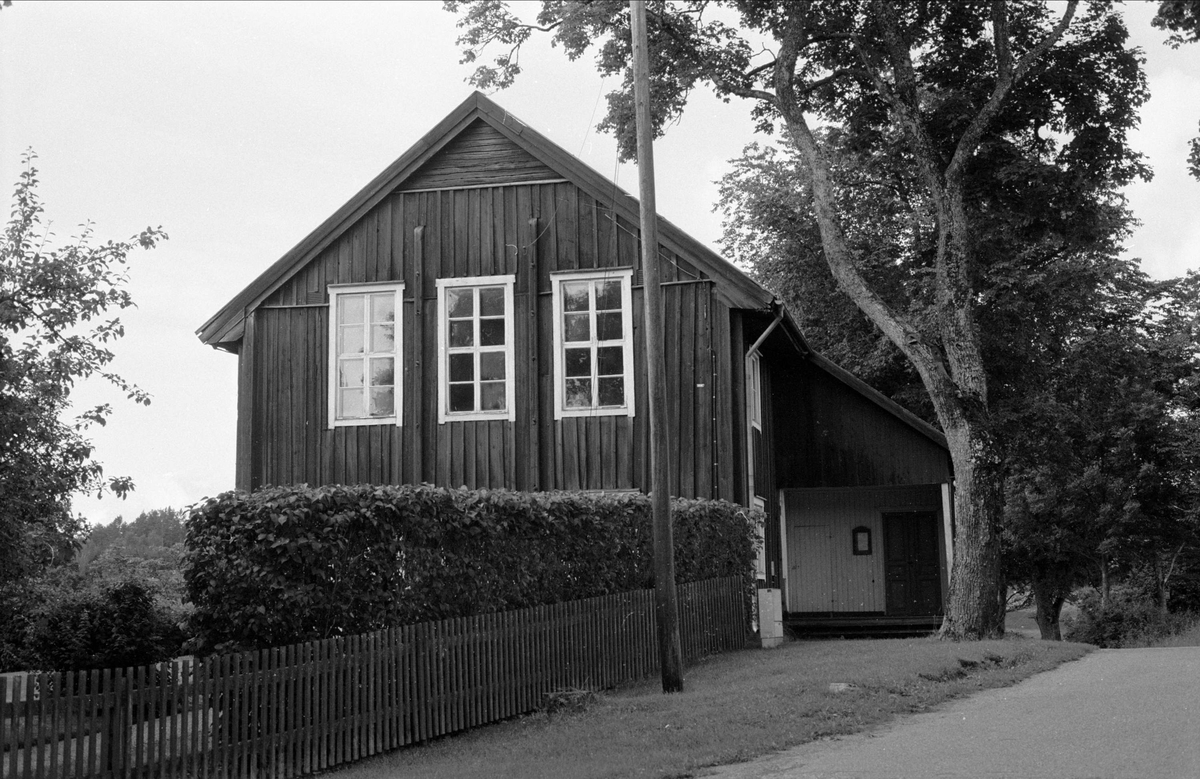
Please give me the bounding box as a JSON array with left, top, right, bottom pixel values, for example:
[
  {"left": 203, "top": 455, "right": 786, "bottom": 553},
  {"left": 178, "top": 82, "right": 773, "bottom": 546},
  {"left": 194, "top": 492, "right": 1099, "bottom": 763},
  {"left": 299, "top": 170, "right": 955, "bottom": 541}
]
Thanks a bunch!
[
  {"left": 1031, "top": 565, "right": 1072, "bottom": 641},
  {"left": 940, "top": 420, "right": 1006, "bottom": 639},
  {"left": 771, "top": 1, "right": 1075, "bottom": 642}
]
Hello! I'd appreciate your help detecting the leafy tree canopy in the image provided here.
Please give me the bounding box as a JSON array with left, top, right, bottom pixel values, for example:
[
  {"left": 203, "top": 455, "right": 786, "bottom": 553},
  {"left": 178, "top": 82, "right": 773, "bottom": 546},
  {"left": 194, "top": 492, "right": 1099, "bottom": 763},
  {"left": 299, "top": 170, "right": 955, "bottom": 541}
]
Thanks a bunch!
[
  {"left": 0, "top": 152, "right": 166, "bottom": 586},
  {"left": 1152, "top": 0, "right": 1200, "bottom": 178},
  {"left": 451, "top": 0, "right": 1154, "bottom": 638}
]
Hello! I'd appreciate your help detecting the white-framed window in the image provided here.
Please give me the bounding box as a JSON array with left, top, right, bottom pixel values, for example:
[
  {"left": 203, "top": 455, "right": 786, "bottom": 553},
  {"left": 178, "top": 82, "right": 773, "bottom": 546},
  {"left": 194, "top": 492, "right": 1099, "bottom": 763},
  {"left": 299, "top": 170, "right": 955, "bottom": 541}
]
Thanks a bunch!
[
  {"left": 328, "top": 282, "right": 403, "bottom": 428},
  {"left": 753, "top": 495, "right": 768, "bottom": 581},
  {"left": 746, "top": 351, "right": 763, "bottom": 497},
  {"left": 436, "top": 275, "right": 516, "bottom": 423},
  {"left": 551, "top": 268, "right": 635, "bottom": 419}
]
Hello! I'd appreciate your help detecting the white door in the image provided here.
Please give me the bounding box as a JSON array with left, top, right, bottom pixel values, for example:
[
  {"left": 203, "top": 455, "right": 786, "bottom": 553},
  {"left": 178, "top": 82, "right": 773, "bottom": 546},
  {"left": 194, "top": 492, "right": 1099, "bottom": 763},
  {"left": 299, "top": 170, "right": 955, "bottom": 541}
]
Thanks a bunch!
[{"left": 789, "top": 525, "right": 834, "bottom": 611}]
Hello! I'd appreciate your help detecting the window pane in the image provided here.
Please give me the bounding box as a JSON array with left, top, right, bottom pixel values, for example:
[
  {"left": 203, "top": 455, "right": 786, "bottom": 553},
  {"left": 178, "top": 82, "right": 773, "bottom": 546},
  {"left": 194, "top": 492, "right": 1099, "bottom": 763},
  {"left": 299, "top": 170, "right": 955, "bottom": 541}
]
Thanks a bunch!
[
  {"left": 339, "top": 325, "right": 364, "bottom": 354},
  {"left": 447, "top": 288, "right": 473, "bottom": 318},
  {"left": 596, "top": 312, "right": 622, "bottom": 341},
  {"left": 480, "top": 351, "right": 505, "bottom": 381},
  {"left": 370, "top": 387, "right": 394, "bottom": 417},
  {"left": 562, "top": 282, "right": 590, "bottom": 312},
  {"left": 338, "top": 294, "right": 364, "bottom": 324},
  {"left": 598, "top": 377, "right": 625, "bottom": 407},
  {"left": 563, "top": 313, "right": 590, "bottom": 342},
  {"left": 480, "top": 381, "right": 505, "bottom": 411},
  {"left": 596, "top": 280, "right": 621, "bottom": 310},
  {"left": 370, "top": 357, "right": 394, "bottom": 388},
  {"left": 371, "top": 324, "right": 394, "bottom": 353},
  {"left": 341, "top": 388, "right": 364, "bottom": 418},
  {"left": 564, "top": 348, "right": 591, "bottom": 378},
  {"left": 479, "top": 318, "right": 505, "bottom": 346},
  {"left": 565, "top": 378, "right": 592, "bottom": 408},
  {"left": 449, "top": 320, "right": 474, "bottom": 348},
  {"left": 339, "top": 358, "right": 363, "bottom": 388},
  {"left": 597, "top": 346, "right": 623, "bottom": 376},
  {"left": 479, "top": 287, "right": 505, "bottom": 316},
  {"left": 449, "top": 353, "right": 474, "bottom": 382},
  {"left": 371, "top": 293, "right": 395, "bottom": 323},
  {"left": 449, "top": 384, "right": 474, "bottom": 412}
]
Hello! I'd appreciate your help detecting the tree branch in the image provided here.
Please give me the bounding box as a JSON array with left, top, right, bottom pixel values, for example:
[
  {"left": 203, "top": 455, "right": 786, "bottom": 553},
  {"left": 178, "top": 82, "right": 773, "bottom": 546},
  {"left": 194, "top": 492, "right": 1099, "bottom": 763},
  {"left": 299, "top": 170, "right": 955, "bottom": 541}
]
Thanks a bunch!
[
  {"left": 771, "top": 5, "right": 957, "bottom": 425},
  {"left": 947, "top": 0, "right": 1078, "bottom": 185}
]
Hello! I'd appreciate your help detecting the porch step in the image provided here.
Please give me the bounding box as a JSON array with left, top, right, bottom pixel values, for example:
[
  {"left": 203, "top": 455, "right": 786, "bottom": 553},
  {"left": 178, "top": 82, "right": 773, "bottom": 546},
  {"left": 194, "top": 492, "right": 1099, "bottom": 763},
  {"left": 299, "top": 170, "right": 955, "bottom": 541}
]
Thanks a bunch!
[{"left": 785, "top": 615, "right": 943, "bottom": 638}]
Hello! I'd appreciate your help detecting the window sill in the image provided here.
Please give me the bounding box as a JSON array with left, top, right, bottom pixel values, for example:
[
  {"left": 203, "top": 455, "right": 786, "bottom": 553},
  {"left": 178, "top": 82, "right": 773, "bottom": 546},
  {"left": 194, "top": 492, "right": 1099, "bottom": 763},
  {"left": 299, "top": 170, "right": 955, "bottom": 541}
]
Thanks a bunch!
[
  {"left": 438, "top": 411, "right": 515, "bottom": 424},
  {"left": 554, "top": 407, "right": 635, "bottom": 420},
  {"left": 330, "top": 417, "right": 400, "bottom": 429}
]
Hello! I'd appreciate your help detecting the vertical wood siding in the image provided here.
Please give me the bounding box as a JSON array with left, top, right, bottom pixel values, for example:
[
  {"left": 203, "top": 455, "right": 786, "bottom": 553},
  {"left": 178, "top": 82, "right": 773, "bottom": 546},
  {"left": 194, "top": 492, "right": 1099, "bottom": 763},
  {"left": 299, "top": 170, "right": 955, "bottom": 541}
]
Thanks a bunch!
[
  {"left": 770, "top": 352, "right": 952, "bottom": 489},
  {"left": 781, "top": 485, "right": 943, "bottom": 614},
  {"left": 247, "top": 178, "right": 729, "bottom": 501}
]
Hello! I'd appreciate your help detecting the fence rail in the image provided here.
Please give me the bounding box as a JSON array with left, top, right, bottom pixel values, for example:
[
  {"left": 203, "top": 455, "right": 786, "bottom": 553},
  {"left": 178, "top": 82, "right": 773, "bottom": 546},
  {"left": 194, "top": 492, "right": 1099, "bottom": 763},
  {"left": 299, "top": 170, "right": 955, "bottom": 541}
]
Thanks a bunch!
[{"left": 1, "top": 575, "right": 746, "bottom": 779}]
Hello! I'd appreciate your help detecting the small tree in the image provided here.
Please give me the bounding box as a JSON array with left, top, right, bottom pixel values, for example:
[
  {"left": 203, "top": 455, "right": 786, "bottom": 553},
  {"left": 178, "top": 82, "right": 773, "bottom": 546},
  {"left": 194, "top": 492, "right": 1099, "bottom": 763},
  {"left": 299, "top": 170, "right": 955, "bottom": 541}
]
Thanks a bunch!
[{"left": 0, "top": 152, "right": 166, "bottom": 586}]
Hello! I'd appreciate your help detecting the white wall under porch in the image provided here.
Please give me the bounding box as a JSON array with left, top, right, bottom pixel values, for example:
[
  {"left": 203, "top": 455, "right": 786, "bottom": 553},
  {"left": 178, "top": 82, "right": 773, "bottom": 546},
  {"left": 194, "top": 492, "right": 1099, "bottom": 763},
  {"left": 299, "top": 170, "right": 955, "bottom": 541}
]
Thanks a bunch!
[{"left": 781, "top": 484, "right": 950, "bottom": 617}]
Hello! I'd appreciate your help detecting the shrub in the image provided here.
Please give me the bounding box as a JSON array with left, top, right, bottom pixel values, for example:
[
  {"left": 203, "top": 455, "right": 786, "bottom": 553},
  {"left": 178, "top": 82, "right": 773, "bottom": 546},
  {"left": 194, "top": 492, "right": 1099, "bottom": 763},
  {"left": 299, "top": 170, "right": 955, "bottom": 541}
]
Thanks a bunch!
[
  {"left": 183, "top": 485, "right": 761, "bottom": 653},
  {"left": 17, "top": 578, "right": 186, "bottom": 671},
  {"left": 1063, "top": 585, "right": 1198, "bottom": 648}
]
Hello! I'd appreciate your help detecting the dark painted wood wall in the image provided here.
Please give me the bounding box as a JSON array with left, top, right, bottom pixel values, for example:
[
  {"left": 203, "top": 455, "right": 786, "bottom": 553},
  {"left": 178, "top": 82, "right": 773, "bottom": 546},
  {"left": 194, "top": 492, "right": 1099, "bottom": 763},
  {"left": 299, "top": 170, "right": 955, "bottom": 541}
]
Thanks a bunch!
[
  {"left": 767, "top": 337, "right": 952, "bottom": 489},
  {"left": 237, "top": 124, "right": 737, "bottom": 502}
]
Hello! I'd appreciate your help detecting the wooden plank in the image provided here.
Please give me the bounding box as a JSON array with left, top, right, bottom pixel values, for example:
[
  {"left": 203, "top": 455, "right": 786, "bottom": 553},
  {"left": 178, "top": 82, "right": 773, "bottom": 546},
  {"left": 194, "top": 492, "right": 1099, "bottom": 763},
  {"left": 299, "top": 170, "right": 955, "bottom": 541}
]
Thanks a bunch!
[
  {"left": 397, "top": 121, "right": 558, "bottom": 191},
  {"left": 696, "top": 283, "right": 714, "bottom": 498},
  {"left": 467, "top": 188, "right": 481, "bottom": 276},
  {"left": 579, "top": 190, "right": 597, "bottom": 270},
  {"left": 712, "top": 299, "right": 734, "bottom": 502},
  {"left": 236, "top": 311, "right": 258, "bottom": 491},
  {"left": 68, "top": 671, "right": 83, "bottom": 779},
  {"left": 352, "top": 216, "right": 368, "bottom": 284},
  {"left": 678, "top": 283, "right": 696, "bottom": 497},
  {"left": 287, "top": 644, "right": 299, "bottom": 777},
  {"left": 215, "top": 654, "right": 228, "bottom": 778},
  {"left": 558, "top": 183, "right": 578, "bottom": 271},
  {"left": 524, "top": 216, "right": 541, "bottom": 490},
  {"left": 415, "top": 623, "right": 429, "bottom": 743},
  {"left": 586, "top": 415, "right": 602, "bottom": 489},
  {"left": 44, "top": 671, "right": 58, "bottom": 779},
  {"left": 468, "top": 420, "right": 482, "bottom": 484},
  {"left": 0, "top": 677, "right": 8, "bottom": 779},
  {"left": 561, "top": 418, "right": 579, "bottom": 490},
  {"left": 26, "top": 671, "right": 39, "bottom": 779},
  {"left": 479, "top": 187, "right": 494, "bottom": 276}
]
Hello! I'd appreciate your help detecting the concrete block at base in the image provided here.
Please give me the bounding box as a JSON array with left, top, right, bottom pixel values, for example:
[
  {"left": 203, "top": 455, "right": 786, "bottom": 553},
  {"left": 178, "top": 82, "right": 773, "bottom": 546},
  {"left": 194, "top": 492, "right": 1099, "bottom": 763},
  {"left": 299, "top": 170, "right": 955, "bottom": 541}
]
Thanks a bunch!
[{"left": 758, "top": 587, "right": 784, "bottom": 648}]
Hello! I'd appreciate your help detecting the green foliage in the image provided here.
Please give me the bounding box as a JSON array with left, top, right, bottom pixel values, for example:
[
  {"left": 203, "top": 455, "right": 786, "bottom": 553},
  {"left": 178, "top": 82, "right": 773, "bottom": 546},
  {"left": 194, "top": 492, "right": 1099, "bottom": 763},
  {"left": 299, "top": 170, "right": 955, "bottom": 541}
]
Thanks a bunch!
[
  {"left": 1001, "top": 271, "right": 1200, "bottom": 619},
  {"left": 0, "top": 506, "right": 191, "bottom": 672},
  {"left": 0, "top": 152, "right": 166, "bottom": 587},
  {"left": 1064, "top": 586, "right": 1198, "bottom": 648},
  {"left": 0, "top": 569, "right": 186, "bottom": 672},
  {"left": 450, "top": 1, "right": 1158, "bottom": 638},
  {"left": 183, "top": 485, "right": 761, "bottom": 653},
  {"left": 76, "top": 507, "right": 189, "bottom": 610},
  {"left": 1153, "top": 0, "right": 1200, "bottom": 178},
  {"left": 23, "top": 579, "right": 185, "bottom": 671}
]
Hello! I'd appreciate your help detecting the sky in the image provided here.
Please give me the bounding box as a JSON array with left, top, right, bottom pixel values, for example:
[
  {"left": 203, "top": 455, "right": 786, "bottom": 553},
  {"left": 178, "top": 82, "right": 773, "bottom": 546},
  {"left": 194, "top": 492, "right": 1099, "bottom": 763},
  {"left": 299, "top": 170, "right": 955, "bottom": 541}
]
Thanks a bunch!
[{"left": 1, "top": 1, "right": 1198, "bottom": 526}]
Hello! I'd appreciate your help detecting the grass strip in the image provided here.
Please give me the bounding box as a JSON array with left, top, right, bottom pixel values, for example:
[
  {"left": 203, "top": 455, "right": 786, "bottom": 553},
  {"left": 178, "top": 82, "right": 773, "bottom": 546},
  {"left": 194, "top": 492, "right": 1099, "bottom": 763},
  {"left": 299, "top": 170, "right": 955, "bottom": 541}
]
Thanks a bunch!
[{"left": 334, "top": 636, "right": 1090, "bottom": 779}]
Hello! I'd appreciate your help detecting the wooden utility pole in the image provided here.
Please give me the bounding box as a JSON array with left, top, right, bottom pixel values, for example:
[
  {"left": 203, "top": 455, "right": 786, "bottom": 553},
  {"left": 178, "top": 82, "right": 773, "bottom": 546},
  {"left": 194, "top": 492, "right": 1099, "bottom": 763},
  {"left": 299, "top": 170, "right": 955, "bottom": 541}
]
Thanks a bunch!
[{"left": 630, "top": 0, "right": 684, "bottom": 693}]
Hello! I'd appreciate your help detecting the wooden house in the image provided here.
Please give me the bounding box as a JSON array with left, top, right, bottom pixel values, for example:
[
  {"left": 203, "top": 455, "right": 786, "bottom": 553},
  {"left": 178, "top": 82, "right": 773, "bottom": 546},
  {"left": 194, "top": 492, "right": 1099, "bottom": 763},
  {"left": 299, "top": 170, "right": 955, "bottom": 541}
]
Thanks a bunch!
[{"left": 197, "top": 92, "right": 954, "bottom": 634}]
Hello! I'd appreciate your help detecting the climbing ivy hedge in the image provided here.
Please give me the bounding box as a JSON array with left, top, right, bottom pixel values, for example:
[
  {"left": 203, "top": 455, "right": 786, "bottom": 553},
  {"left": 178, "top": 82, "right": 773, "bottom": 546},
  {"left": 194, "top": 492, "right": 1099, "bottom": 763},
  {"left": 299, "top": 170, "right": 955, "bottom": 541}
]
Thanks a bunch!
[{"left": 183, "top": 485, "right": 760, "bottom": 653}]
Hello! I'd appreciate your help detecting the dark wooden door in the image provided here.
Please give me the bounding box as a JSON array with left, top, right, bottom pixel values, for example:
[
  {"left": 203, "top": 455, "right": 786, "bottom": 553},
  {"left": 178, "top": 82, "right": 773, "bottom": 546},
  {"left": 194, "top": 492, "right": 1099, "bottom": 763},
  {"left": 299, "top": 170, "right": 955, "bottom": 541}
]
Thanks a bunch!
[{"left": 883, "top": 511, "right": 942, "bottom": 616}]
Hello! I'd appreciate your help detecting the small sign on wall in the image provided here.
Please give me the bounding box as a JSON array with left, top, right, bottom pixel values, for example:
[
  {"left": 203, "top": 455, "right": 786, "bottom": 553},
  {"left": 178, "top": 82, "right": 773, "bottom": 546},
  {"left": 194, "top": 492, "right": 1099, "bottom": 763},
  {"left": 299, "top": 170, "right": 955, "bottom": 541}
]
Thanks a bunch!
[{"left": 852, "top": 526, "right": 873, "bottom": 555}]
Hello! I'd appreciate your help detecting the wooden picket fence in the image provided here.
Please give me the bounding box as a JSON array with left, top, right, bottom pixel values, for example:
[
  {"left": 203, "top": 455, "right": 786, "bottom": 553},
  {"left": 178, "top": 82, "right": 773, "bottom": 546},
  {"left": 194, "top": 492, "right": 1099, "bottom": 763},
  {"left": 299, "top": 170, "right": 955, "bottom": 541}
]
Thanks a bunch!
[{"left": 1, "top": 575, "right": 746, "bottom": 779}]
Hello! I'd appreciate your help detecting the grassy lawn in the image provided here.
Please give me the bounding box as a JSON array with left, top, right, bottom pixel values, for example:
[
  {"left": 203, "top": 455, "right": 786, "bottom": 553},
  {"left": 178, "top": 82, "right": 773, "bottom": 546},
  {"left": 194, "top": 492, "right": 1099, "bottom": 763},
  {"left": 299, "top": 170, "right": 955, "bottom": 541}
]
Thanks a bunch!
[{"left": 333, "top": 636, "right": 1090, "bottom": 779}]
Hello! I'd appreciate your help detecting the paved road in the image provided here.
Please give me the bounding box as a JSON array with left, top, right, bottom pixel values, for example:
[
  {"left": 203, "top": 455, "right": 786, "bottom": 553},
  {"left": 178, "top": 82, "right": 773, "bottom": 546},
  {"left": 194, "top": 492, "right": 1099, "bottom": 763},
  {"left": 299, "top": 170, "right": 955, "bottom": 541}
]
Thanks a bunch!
[{"left": 700, "top": 647, "right": 1200, "bottom": 779}]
